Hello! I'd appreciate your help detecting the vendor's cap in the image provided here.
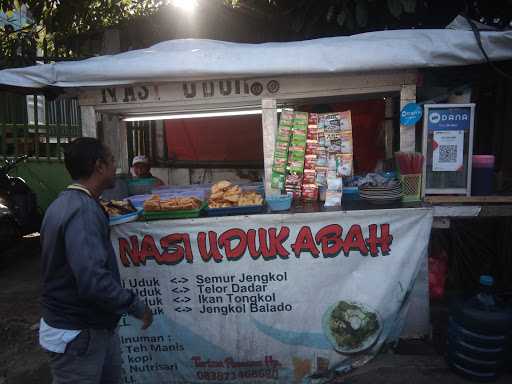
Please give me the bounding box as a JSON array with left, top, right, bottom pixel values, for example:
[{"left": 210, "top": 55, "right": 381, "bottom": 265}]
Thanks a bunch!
[{"left": 132, "top": 155, "right": 149, "bottom": 166}]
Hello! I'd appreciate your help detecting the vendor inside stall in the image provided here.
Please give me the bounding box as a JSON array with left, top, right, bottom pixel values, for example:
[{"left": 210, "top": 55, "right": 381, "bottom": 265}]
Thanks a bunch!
[{"left": 131, "top": 155, "right": 165, "bottom": 187}]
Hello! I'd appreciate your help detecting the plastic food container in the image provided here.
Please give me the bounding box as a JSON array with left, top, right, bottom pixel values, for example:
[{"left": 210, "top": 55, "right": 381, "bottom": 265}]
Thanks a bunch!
[{"left": 266, "top": 194, "right": 292, "bottom": 211}]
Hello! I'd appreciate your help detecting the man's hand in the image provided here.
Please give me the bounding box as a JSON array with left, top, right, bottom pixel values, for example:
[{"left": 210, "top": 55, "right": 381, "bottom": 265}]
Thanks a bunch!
[{"left": 141, "top": 306, "right": 153, "bottom": 330}]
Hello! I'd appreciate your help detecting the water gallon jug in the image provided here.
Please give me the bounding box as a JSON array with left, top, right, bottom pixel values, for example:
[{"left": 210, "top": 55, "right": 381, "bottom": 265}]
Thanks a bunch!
[{"left": 447, "top": 275, "right": 512, "bottom": 382}]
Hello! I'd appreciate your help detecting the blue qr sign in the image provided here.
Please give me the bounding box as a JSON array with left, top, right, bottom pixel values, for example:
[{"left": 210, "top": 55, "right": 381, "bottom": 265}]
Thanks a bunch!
[{"left": 400, "top": 103, "right": 423, "bottom": 126}]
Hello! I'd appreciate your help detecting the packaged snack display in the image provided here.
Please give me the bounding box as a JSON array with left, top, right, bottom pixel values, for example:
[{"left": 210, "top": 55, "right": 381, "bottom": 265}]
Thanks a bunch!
[
  {"left": 284, "top": 111, "right": 309, "bottom": 198},
  {"left": 271, "top": 109, "right": 295, "bottom": 179},
  {"left": 301, "top": 113, "right": 320, "bottom": 201},
  {"left": 272, "top": 109, "right": 353, "bottom": 205}
]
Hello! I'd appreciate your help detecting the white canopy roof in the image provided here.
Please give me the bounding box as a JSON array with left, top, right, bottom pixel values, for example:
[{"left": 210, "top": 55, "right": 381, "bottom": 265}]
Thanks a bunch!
[{"left": 1, "top": 25, "right": 511, "bottom": 89}]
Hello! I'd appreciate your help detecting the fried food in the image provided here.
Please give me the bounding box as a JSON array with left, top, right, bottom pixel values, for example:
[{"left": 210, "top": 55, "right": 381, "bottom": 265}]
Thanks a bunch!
[
  {"left": 160, "top": 197, "right": 202, "bottom": 211},
  {"left": 100, "top": 199, "right": 137, "bottom": 217},
  {"left": 238, "top": 192, "right": 264, "bottom": 206},
  {"left": 143, "top": 195, "right": 202, "bottom": 212},
  {"left": 211, "top": 180, "right": 232, "bottom": 194},
  {"left": 223, "top": 185, "right": 241, "bottom": 196},
  {"left": 143, "top": 195, "right": 161, "bottom": 211},
  {"left": 208, "top": 182, "right": 263, "bottom": 208}
]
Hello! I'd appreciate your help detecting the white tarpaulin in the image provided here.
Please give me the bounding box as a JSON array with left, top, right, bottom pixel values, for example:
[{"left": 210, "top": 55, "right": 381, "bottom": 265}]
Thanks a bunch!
[
  {"left": 111, "top": 208, "right": 433, "bottom": 384},
  {"left": 0, "top": 27, "right": 512, "bottom": 89}
]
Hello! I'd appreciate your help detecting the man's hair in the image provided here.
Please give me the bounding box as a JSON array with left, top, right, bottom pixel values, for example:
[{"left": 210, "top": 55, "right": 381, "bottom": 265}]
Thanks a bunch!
[{"left": 63, "top": 137, "right": 110, "bottom": 180}]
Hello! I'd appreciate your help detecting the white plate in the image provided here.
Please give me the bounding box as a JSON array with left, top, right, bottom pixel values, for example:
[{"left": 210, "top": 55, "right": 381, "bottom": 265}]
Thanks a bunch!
[{"left": 322, "top": 301, "right": 382, "bottom": 354}]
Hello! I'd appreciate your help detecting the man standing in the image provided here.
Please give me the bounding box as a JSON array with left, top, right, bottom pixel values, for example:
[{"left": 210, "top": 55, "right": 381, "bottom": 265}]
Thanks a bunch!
[{"left": 39, "top": 138, "right": 153, "bottom": 383}]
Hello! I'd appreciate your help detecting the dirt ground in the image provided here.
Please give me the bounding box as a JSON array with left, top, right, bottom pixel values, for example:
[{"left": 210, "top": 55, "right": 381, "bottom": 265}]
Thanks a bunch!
[
  {"left": 0, "top": 236, "right": 50, "bottom": 384},
  {"left": 0, "top": 236, "right": 511, "bottom": 384}
]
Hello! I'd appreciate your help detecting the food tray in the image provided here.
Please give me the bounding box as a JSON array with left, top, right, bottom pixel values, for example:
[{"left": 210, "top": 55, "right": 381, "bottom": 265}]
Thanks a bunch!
[
  {"left": 109, "top": 209, "right": 143, "bottom": 226},
  {"left": 205, "top": 204, "right": 265, "bottom": 217},
  {"left": 143, "top": 203, "right": 206, "bottom": 221}
]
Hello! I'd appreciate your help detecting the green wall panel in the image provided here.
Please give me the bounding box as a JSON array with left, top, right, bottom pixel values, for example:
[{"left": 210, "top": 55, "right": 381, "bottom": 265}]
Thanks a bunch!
[{"left": 13, "top": 161, "right": 71, "bottom": 211}]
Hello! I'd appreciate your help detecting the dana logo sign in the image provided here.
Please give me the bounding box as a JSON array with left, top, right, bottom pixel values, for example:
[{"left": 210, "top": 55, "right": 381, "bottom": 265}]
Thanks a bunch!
[
  {"left": 400, "top": 103, "right": 422, "bottom": 126},
  {"left": 427, "top": 107, "right": 471, "bottom": 131}
]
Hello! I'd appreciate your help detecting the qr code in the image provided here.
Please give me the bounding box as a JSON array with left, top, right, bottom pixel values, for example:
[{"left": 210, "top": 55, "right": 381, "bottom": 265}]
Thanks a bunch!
[{"left": 439, "top": 145, "right": 457, "bottom": 163}]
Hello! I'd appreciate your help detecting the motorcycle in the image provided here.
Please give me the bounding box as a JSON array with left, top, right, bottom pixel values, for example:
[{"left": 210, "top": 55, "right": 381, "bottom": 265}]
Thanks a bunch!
[{"left": 0, "top": 155, "right": 42, "bottom": 247}]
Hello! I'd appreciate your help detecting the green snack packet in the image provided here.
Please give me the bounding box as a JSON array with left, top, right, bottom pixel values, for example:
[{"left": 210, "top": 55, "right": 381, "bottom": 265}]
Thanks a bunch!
[
  {"left": 274, "top": 149, "right": 288, "bottom": 159},
  {"left": 288, "top": 160, "right": 305, "bottom": 174},
  {"left": 271, "top": 172, "right": 285, "bottom": 189}
]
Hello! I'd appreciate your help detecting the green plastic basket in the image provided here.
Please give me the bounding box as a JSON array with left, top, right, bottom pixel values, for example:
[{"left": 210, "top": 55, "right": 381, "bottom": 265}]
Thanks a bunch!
[
  {"left": 400, "top": 173, "right": 422, "bottom": 202},
  {"left": 143, "top": 202, "right": 206, "bottom": 221}
]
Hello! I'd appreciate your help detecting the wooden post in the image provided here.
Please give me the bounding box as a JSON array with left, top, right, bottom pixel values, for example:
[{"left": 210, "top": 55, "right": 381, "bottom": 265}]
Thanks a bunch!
[
  {"left": 118, "top": 119, "right": 129, "bottom": 174},
  {"left": 80, "top": 106, "right": 97, "bottom": 138},
  {"left": 399, "top": 84, "right": 416, "bottom": 152},
  {"left": 384, "top": 97, "right": 394, "bottom": 159},
  {"left": 261, "top": 99, "right": 278, "bottom": 196}
]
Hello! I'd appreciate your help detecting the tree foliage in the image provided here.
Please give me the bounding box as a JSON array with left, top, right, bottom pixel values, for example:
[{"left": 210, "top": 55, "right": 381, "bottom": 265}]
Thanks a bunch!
[
  {"left": 226, "top": 0, "right": 511, "bottom": 36},
  {"left": 0, "top": 0, "right": 174, "bottom": 68}
]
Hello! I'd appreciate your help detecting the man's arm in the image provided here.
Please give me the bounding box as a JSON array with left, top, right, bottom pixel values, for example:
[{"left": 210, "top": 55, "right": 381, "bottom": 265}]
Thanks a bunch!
[{"left": 64, "top": 205, "right": 147, "bottom": 321}]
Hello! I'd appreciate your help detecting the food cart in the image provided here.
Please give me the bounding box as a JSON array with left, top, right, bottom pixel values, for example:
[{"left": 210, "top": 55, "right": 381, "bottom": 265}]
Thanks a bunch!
[{"left": 2, "top": 27, "right": 512, "bottom": 383}]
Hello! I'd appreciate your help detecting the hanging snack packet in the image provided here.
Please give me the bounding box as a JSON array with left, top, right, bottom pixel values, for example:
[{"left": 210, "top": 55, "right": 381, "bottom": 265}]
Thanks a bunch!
[
  {"left": 305, "top": 140, "right": 319, "bottom": 155},
  {"left": 340, "top": 131, "right": 353, "bottom": 154},
  {"left": 338, "top": 111, "right": 352, "bottom": 132},
  {"left": 304, "top": 154, "right": 317, "bottom": 169},
  {"left": 327, "top": 176, "right": 343, "bottom": 191},
  {"left": 276, "top": 127, "right": 292, "bottom": 143},
  {"left": 324, "top": 191, "right": 342, "bottom": 207},
  {"left": 302, "top": 183, "right": 318, "bottom": 201},
  {"left": 336, "top": 154, "right": 353, "bottom": 177},
  {"left": 271, "top": 172, "right": 286, "bottom": 189},
  {"left": 289, "top": 160, "right": 305, "bottom": 174},
  {"left": 307, "top": 126, "right": 318, "bottom": 140},
  {"left": 272, "top": 157, "right": 287, "bottom": 174},
  {"left": 291, "top": 131, "right": 307, "bottom": 145},
  {"left": 303, "top": 169, "right": 316, "bottom": 184}
]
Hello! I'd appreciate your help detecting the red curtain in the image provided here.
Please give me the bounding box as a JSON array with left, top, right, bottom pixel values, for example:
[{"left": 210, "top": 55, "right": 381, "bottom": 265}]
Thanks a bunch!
[{"left": 164, "top": 115, "right": 263, "bottom": 162}]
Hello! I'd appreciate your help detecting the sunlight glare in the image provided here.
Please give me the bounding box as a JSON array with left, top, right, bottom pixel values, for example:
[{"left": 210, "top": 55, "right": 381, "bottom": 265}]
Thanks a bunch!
[{"left": 172, "top": 0, "right": 198, "bottom": 12}]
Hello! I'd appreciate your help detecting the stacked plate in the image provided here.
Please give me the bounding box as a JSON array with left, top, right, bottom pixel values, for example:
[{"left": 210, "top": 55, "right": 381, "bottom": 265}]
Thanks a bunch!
[{"left": 359, "top": 181, "right": 403, "bottom": 204}]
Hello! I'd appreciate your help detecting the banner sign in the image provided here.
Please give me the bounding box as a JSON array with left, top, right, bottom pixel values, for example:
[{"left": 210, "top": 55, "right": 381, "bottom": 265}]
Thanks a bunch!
[
  {"left": 427, "top": 106, "right": 471, "bottom": 131},
  {"left": 111, "top": 208, "right": 433, "bottom": 384}
]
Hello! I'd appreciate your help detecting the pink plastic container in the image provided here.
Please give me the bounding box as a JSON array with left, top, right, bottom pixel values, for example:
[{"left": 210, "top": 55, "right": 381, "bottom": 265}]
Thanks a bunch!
[
  {"left": 472, "top": 155, "right": 494, "bottom": 196},
  {"left": 472, "top": 155, "right": 495, "bottom": 168}
]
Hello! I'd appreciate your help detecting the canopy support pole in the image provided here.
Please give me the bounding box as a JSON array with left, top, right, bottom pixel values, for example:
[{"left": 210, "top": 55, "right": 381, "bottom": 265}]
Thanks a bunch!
[
  {"left": 262, "top": 98, "right": 278, "bottom": 196},
  {"left": 399, "top": 84, "right": 417, "bottom": 152}
]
